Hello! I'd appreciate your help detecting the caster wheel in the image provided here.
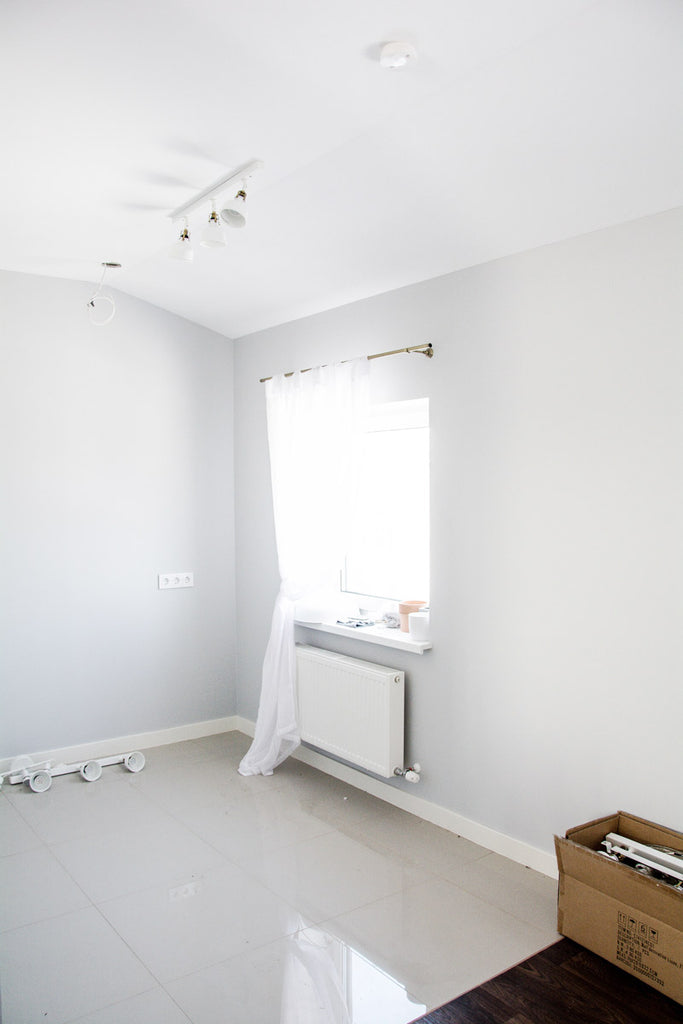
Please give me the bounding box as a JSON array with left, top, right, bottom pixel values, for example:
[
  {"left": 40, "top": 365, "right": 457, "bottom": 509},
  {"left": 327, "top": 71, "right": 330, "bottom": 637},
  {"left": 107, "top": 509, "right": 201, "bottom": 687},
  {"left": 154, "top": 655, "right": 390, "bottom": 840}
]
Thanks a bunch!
[{"left": 124, "top": 751, "right": 145, "bottom": 773}]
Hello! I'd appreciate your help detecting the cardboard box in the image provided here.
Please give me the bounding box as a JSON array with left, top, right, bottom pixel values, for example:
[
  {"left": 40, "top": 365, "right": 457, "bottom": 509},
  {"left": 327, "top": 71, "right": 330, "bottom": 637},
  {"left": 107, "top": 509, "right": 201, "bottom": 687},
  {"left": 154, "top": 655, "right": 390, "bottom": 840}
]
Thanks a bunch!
[{"left": 555, "top": 811, "right": 683, "bottom": 1005}]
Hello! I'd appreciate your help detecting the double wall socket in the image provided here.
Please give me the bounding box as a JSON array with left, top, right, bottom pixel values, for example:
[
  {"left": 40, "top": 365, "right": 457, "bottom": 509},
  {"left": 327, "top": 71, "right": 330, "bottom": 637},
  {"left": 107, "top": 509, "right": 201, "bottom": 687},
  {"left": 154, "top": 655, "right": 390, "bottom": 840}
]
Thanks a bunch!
[{"left": 158, "top": 572, "right": 194, "bottom": 589}]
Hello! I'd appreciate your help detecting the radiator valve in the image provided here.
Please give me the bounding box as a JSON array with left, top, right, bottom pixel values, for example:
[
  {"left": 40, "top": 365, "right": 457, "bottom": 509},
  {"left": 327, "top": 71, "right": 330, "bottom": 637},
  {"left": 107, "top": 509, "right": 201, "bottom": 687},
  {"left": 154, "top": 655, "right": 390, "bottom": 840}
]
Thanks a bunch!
[{"left": 394, "top": 762, "right": 421, "bottom": 783}]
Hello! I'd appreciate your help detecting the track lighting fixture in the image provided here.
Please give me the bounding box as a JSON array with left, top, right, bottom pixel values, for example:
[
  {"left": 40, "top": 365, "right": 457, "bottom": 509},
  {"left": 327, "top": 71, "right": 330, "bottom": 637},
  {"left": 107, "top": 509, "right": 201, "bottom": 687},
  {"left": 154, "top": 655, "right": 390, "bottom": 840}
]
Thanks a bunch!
[
  {"left": 167, "top": 159, "right": 262, "bottom": 261},
  {"left": 169, "top": 218, "right": 193, "bottom": 261},
  {"left": 200, "top": 201, "right": 226, "bottom": 248}
]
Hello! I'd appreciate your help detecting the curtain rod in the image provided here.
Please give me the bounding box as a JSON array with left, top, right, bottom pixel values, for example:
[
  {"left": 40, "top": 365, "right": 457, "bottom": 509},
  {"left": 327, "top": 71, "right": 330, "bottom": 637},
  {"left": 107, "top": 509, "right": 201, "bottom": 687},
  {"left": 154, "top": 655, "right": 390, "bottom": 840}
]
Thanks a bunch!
[{"left": 258, "top": 343, "right": 433, "bottom": 383}]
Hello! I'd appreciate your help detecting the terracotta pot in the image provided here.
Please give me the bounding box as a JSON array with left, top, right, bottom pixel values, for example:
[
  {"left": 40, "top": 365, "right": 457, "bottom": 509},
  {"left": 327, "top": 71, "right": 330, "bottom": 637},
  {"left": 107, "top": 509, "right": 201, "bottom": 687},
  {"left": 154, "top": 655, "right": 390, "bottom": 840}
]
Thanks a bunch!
[{"left": 398, "top": 600, "right": 427, "bottom": 632}]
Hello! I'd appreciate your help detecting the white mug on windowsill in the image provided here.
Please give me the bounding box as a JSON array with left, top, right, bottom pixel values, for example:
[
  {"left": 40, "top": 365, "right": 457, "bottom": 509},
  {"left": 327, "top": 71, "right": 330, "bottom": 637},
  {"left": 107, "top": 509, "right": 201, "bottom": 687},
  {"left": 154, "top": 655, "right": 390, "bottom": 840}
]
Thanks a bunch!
[{"left": 408, "top": 611, "right": 430, "bottom": 642}]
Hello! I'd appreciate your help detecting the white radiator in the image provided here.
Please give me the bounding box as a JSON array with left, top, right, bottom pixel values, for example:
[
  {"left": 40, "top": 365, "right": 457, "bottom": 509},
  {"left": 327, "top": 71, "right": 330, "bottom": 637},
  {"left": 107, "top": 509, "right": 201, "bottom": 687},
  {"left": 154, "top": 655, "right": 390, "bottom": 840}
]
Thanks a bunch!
[{"left": 296, "top": 644, "right": 404, "bottom": 778}]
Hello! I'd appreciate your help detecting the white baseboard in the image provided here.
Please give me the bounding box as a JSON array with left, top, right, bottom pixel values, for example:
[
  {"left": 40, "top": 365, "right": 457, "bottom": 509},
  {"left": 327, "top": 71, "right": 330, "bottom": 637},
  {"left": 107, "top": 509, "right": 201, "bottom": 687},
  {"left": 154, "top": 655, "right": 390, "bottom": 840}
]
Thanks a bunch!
[
  {"left": 0, "top": 716, "right": 239, "bottom": 777},
  {"left": 2, "top": 714, "right": 557, "bottom": 879},
  {"left": 233, "top": 716, "right": 558, "bottom": 879}
]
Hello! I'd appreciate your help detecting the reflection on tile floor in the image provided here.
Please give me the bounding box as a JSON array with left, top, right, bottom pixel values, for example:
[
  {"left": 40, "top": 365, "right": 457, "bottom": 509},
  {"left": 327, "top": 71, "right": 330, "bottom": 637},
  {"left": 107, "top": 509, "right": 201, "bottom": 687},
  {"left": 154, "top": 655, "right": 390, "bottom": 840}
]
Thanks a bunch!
[{"left": 0, "top": 732, "right": 560, "bottom": 1023}]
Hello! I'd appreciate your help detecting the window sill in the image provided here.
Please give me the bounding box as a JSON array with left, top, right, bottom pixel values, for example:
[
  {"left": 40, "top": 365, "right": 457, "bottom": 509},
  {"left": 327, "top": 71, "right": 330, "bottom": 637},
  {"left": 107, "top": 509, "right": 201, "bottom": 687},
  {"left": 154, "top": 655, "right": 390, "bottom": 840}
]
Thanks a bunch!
[{"left": 295, "top": 619, "right": 432, "bottom": 654}]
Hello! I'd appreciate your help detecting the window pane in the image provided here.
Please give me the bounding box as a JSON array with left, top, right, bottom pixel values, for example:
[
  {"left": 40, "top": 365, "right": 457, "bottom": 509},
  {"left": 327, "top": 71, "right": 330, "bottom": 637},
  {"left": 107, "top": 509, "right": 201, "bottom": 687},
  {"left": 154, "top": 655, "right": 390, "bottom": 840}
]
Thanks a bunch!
[{"left": 343, "top": 403, "right": 429, "bottom": 602}]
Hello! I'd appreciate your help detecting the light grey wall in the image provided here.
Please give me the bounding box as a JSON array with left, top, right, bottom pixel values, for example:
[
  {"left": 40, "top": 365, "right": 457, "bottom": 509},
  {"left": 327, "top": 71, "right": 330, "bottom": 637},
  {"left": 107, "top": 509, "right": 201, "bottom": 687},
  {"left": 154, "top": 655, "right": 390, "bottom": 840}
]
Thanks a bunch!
[
  {"left": 233, "top": 209, "right": 683, "bottom": 855},
  {"left": 1, "top": 272, "right": 237, "bottom": 757}
]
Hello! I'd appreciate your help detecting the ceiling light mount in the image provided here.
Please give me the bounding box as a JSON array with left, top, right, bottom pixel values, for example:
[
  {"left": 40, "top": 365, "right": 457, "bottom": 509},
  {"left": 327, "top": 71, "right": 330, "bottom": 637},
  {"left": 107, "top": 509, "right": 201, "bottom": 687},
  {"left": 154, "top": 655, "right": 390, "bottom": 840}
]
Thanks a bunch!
[
  {"left": 87, "top": 262, "right": 121, "bottom": 326},
  {"left": 379, "top": 41, "right": 417, "bottom": 70}
]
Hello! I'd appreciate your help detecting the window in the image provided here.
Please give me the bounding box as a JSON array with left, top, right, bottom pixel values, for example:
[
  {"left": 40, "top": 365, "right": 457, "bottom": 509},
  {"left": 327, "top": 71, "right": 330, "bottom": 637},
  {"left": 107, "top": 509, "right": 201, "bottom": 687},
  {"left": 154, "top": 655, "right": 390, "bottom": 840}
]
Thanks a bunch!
[{"left": 342, "top": 398, "right": 429, "bottom": 603}]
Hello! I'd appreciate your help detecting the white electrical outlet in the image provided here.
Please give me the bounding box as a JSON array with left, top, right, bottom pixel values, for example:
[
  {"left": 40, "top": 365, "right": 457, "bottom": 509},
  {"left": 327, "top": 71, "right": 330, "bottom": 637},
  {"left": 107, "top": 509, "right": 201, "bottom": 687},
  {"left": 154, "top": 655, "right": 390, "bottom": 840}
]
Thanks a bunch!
[
  {"left": 168, "top": 880, "right": 200, "bottom": 901},
  {"left": 158, "top": 572, "right": 194, "bottom": 589}
]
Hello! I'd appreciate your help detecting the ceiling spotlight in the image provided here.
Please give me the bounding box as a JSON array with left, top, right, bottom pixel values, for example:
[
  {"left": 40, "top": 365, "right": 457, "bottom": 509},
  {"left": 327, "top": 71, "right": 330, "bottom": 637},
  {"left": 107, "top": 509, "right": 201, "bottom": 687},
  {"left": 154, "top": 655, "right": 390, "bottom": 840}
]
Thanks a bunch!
[
  {"left": 379, "top": 41, "right": 417, "bottom": 69},
  {"left": 220, "top": 186, "right": 247, "bottom": 229},
  {"left": 166, "top": 160, "right": 262, "bottom": 258},
  {"left": 200, "top": 201, "right": 226, "bottom": 248},
  {"left": 169, "top": 218, "right": 193, "bottom": 261}
]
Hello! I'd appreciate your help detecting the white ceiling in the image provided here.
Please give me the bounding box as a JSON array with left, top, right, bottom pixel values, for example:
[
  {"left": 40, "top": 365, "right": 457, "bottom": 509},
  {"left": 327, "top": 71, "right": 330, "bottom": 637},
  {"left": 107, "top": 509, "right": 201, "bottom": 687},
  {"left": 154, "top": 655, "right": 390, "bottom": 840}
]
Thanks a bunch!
[{"left": 2, "top": 0, "right": 681, "bottom": 338}]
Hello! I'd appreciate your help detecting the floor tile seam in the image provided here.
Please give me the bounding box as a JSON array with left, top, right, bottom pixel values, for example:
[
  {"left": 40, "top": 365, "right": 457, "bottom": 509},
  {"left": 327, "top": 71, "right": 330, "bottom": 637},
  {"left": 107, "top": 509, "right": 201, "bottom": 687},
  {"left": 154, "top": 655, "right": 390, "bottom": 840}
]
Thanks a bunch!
[
  {"left": 130, "top": 790, "right": 251, "bottom": 818},
  {"left": 342, "top": 830, "right": 496, "bottom": 873},
  {"left": 0, "top": 899, "right": 136, "bottom": 948},
  {"left": 0, "top": 789, "right": 53, "bottom": 846},
  {"left": 90, "top": 897, "right": 168, "bottom": 988},
  {"left": 0, "top": 837, "right": 60, "bottom": 866},
  {"left": 84, "top": 855, "right": 248, "bottom": 909},
  {"left": 456, "top": 885, "right": 561, "bottom": 937},
  {"left": 314, "top": 876, "right": 445, "bottom": 934},
  {"left": 155, "top": 802, "right": 342, "bottom": 872},
  {"left": 0, "top": 898, "right": 97, "bottom": 937},
  {"left": 419, "top": 872, "right": 561, "bottom": 937},
  {"left": 394, "top": 870, "right": 558, "bottom": 942},
  {"left": 128, "top": 773, "right": 283, "bottom": 811},
  {"left": 227, "top": 824, "right": 353, "bottom": 885},
  {"left": 276, "top": 809, "right": 344, "bottom": 839},
  {"left": 59, "top": 981, "right": 194, "bottom": 1024},
  {"left": 152, "top": 783, "right": 341, "bottom": 834},
  {"left": 332, "top": 824, "right": 490, "bottom": 875},
  {"left": 145, "top": 804, "right": 253, "bottom": 866},
  {"left": 159, "top": 929, "right": 299, "bottom": 989},
  {"left": 217, "top": 827, "right": 342, "bottom": 871},
  {"left": 132, "top": 757, "right": 248, "bottom": 785},
  {"left": 102, "top": 796, "right": 261, "bottom": 863},
  {"left": 6, "top": 790, "right": 184, "bottom": 847},
  {"left": 215, "top": 852, "right": 431, "bottom": 929},
  {"left": 448, "top": 855, "right": 556, "bottom": 887},
  {"left": 439, "top": 873, "right": 558, "bottom": 917},
  {"left": 119, "top": 774, "right": 199, "bottom": 815},
  {"left": 153, "top": 913, "right": 305, "bottom": 988},
  {"left": 0, "top": 790, "right": 57, "bottom": 836},
  {"left": 412, "top": 861, "right": 558, "bottom": 924},
  {"left": 0, "top": 843, "right": 99, "bottom": 932},
  {"left": 158, "top": 984, "right": 195, "bottom": 1024},
  {"left": 314, "top": 828, "right": 446, "bottom": 885},
  {"left": 0, "top": 839, "right": 45, "bottom": 858},
  {"left": 42, "top": 814, "right": 200, "bottom": 859}
]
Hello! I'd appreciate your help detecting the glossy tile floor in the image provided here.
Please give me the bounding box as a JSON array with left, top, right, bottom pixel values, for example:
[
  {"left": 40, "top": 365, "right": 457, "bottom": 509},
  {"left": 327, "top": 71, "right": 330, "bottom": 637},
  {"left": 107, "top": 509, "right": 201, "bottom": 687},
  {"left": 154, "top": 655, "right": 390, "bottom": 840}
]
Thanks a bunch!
[{"left": 0, "top": 732, "right": 560, "bottom": 1023}]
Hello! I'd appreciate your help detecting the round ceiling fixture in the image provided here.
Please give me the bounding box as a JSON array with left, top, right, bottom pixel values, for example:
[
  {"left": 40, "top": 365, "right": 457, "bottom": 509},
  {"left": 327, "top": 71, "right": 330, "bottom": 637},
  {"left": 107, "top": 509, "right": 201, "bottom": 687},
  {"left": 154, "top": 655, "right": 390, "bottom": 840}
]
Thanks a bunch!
[{"left": 379, "top": 41, "right": 417, "bottom": 70}]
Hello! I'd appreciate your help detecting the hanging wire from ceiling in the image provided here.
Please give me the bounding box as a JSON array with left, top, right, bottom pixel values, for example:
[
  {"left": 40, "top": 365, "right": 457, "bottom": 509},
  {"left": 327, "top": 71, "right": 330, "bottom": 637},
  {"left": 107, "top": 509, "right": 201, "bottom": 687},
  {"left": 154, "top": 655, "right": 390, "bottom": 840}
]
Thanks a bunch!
[{"left": 86, "top": 262, "right": 121, "bottom": 326}]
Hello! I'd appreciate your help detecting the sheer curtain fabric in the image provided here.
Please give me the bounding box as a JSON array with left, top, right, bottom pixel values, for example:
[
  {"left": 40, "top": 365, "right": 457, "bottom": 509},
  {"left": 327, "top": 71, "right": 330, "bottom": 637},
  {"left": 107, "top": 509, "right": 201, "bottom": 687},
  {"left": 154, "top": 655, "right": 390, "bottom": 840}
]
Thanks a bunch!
[{"left": 239, "top": 358, "right": 369, "bottom": 776}]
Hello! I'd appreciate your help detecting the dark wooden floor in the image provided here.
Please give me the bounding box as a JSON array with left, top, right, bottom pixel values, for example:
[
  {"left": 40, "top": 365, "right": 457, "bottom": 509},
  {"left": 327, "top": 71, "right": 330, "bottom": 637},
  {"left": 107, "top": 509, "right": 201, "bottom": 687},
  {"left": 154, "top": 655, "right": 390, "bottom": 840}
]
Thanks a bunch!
[{"left": 411, "top": 939, "right": 683, "bottom": 1024}]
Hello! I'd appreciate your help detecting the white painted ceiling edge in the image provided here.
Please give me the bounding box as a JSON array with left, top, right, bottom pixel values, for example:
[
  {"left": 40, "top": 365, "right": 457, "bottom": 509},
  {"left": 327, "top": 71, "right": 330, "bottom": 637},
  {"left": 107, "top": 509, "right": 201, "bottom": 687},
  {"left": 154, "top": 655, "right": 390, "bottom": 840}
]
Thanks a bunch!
[{"left": 1, "top": 0, "right": 682, "bottom": 339}]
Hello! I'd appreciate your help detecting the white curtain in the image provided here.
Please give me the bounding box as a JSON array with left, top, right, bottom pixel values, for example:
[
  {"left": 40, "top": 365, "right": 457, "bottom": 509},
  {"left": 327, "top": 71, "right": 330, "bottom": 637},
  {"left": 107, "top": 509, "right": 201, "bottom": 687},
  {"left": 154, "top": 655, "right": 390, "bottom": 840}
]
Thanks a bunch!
[{"left": 239, "top": 358, "right": 369, "bottom": 777}]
